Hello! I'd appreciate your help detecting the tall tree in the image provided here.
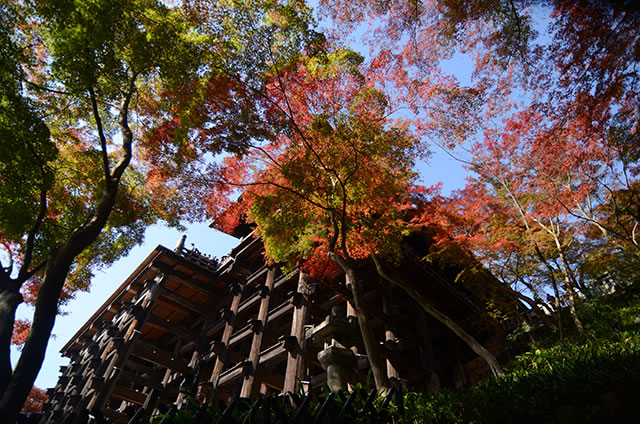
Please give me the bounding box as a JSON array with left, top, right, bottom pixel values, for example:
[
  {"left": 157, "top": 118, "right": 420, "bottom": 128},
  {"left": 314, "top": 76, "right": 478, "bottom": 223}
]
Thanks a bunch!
[
  {"left": 412, "top": 184, "right": 560, "bottom": 331},
  {"left": 210, "top": 48, "right": 504, "bottom": 388},
  {"left": 211, "top": 49, "right": 410, "bottom": 391},
  {"left": 0, "top": 0, "right": 317, "bottom": 419}
]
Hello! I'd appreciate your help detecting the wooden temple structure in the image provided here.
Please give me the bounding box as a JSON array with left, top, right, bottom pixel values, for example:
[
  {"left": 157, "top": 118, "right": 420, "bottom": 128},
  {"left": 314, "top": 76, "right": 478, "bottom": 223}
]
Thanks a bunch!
[{"left": 40, "top": 227, "right": 505, "bottom": 423}]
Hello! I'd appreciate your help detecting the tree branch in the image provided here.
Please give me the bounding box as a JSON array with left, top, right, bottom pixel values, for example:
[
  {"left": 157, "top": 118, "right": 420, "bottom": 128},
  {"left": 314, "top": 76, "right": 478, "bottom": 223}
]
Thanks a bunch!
[
  {"left": 18, "top": 185, "right": 48, "bottom": 282},
  {"left": 111, "top": 73, "right": 139, "bottom": 183},
  {"left": 371, "top": 252, "right": 504, "bottom": 377},
  {"left": 18, "top": 260, "right": 47, "bottom": 284},
  {"left": 89, "top": 87, "right": 111, "bottom": 181},
  {"left": 216, "top": 170, "right": 331, "bottom": 212}
]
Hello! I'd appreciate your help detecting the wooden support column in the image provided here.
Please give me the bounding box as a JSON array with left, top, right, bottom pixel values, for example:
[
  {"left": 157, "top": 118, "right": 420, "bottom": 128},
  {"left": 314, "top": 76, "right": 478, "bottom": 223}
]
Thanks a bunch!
[
  {"left": 382, "top": 287, "right": 399, "bottom": 380},
  {"left": 283, "top": 272, "right": 312, "bottom": 393},
  {"left": 87, "top": 274, "right": 165, "bottom": 412},
  {"left": 160, "top": 339, "right": 184, "bottom": 392},
  {"left": 240, "top": 268, "right": 275, "bottom": 397},
  {"left": 447, "top": 337, "right": 468, "bottom": 388},
  {"left": 182, "top": 308, "right": 219, "bottom": 403},
  {"left": 209, "top": 281, "right": 244, "bottom": 388},
  {"left": 417, "top": 312, "right": 440, "bottom": 393}
]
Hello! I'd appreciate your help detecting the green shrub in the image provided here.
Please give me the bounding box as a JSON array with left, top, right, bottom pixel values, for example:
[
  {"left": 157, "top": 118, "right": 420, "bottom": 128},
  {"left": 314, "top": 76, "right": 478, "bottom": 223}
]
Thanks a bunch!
[{"left": 399, "top": 288, "right": 640, "bottom": 423}]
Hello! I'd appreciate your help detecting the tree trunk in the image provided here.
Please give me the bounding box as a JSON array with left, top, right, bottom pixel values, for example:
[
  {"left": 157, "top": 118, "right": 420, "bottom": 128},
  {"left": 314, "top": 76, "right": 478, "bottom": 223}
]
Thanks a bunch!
[
  {"left": 517, "top": 278, "right": 552, "bottom": 311},
  {"left": 0, "top": 176, "right": 122, "bottom": 422},
  {"left": 327, "top": 252, "right": 390, "bottom": 393},
  {"left": 500, "top": 179, "right": 566, "bottom": 338},
  {"left": 0, "top": 287, "right": 22, "bottom": 397},
  {"left": 531, "top": 244, "right": 565, "bottom": 339},
  {"left": 549, "top": 275, "right": 565, "bottom": 340},
  {"left": 552, "top": 235, "right": 584, "bottom": 334},
  {"left": 0, "top": 85, "right": 134, "bottom": 422},
  {"left": 372, "top": 254, "right": 504, "bottom": 378},
  {"left": 496, "top": 281, "right": 557, "bottom": 330},
  {"left": 0, "top": 252, "right": 73, "bottom": 421}
]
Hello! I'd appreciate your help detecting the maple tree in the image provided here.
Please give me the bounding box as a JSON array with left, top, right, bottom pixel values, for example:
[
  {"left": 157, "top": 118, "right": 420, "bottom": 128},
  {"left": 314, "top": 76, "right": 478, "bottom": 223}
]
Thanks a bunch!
[
  {"left": 472, "top": 119, "right": 587, "bottom": 334},
  {"left": 209, "top": 47, "right": 504, "bottom": 389},
  {"left": 210, "top": 49, "right": 413, "bottom": 391},
  {"left": 411, "top": 185, "right": 561, "bottom": 331},
  {"left": 410, "top": 103, "right": 640, "bottom": 340},
  {"left": 0, "top": 0, "right": 318, "bottom": 419},
  {"left": 21, "top": 386, "right": 47, "bottom": 415}
]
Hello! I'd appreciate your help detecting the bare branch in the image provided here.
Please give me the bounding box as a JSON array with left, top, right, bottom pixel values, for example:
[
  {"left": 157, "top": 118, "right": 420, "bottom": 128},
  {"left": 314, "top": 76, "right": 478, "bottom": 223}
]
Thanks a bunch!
[
  {"left": 22, "top": 79, "right": 71, "bottom": 96},
  {"left": 247, "top": 142, "right": 284, "bottom": 171}
]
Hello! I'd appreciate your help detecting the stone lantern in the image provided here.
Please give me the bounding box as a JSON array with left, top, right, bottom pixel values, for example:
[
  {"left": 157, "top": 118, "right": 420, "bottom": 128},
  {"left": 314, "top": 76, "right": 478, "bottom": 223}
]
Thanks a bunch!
[{"left": 311, "top": 304, "right": 360, "bottom": 392}]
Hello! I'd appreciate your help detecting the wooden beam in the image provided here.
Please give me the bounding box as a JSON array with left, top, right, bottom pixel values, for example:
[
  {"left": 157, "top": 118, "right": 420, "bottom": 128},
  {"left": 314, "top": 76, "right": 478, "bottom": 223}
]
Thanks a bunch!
[
  {"left": 237, "top": 291, "right": 262, "bottom": 314},
  {"left": 218, "top": 361, "right": 251, "bottom": 386},
  {"left": 116, "top": 369, "right": 164, "bottom": 391},
  {"left": 228, "top": 323, "right": 254, "bottom": 347},
  {"left": 259, "top": 341, "right": 287, "bottom": 365},
  {"left": 131, "top": 340, "right": 188, "bottom": 374},
  {"left": 158, "top": 288, "right": 208, "bottom": 315},
  {"left": 151, "top": 261, "right": 218, "bottom": 296},
  {"left": 146, "top": 313, "right": 200, "bottom": 343},
  {"left": 111, "top": 384, "right": 146, "bottom": 405},
  {"left": 244, "top": 266, "right": 269, "bottom": 287},
  {"left": 268, "top": 302, "right": 294, "bottom": 322}
]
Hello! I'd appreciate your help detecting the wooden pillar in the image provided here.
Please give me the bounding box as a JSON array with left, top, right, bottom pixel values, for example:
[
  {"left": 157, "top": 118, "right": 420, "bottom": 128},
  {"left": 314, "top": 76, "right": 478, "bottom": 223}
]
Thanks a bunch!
[
  {"left": 87, "top": 274, "right": 165, "bottom": 411},
  {"left": 161, "top": 339, "right": 183, "bottom": 389},
  {"left": 240, "top": 267, "right": 275, "bottom": 397},
  {"left": 447, "top": 337, "right": 468, "bottom": 388},
  {"left": 283, "top": 272, "right": 312, "bottom": 393},
  {"left": 209, "top": 281, "right": 244, "bottom": 388},
  {"left": 417, "top": 312, "right": 440, "bottom": 393},
  {"left": 382, "top": 288, "right": 399, "bottom": 380},
  {"left": 178, "top": 309, "right": 220, "bottom": 405},
  {"left": 71, "top": 324, "right": 121, "bottom": 421}
]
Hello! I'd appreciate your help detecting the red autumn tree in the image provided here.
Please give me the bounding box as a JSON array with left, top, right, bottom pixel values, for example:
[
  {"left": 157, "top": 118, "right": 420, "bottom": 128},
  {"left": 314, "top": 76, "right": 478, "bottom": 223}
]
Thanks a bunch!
[
  {"left": 319, "top": 0, "right": 639, "bottom": 135},
  {"left": 21, "top": 387, "right": 47, "bottom": 415},
  {"left": 412, "top": 183, "right": 560, "bottom": 332},
  {"left": 209, "top": 48, "right": 504, "bottom": 390}
]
